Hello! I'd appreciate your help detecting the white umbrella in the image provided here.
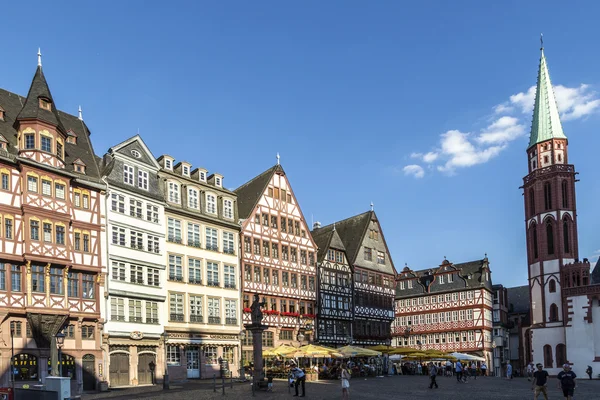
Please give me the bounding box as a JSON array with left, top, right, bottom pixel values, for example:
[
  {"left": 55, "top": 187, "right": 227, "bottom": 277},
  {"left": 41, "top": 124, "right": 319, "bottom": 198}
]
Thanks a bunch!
[{"left": 449, "top": 352, "right": 485, "bottom": 362}]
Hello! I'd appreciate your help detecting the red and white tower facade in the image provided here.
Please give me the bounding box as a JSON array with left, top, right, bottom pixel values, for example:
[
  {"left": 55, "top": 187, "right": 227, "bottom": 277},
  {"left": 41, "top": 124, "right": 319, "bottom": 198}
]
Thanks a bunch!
[{"left": 522, "top": 44, "right": 578, "bottom": 374}]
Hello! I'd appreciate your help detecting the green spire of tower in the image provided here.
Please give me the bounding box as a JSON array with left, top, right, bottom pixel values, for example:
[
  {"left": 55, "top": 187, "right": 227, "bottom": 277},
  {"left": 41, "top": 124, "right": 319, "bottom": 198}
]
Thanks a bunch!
[{"left": 528, "top": 41, "right": 567, "bottom": 149}]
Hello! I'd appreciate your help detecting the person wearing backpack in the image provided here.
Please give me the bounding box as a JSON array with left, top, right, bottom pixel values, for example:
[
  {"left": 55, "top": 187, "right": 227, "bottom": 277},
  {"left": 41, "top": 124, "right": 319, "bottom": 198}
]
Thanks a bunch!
[{"left": 557, "top": 363, "right": 577, "bottom": 400}]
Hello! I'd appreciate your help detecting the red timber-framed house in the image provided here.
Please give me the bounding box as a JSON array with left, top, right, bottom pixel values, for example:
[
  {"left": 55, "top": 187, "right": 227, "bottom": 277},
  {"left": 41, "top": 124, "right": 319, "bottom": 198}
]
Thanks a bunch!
[
  {"left": 235, "top": 163, "right": 317, "bottom": 361},
  {"left": 0, "top": 55, "right": 104, "bottom": 393},
  {"left": 521, "top": 44, "right": 600, "bottom": 377},
  {"left": 311, "top": 224, "right": 352, "bottom": 346},
  {"left": 393, "top": 258, "right": 493, "bottom": 365},
  {"left": 322, "top": 210, "right": 396, "bottom": 346}
]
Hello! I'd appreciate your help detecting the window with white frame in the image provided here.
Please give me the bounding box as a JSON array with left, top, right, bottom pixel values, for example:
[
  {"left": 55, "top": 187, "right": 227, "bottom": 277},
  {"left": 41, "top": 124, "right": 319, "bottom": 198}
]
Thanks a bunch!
[
  {"left": 208, "top": 298, "right": 220, "bottom": 324},
  {"left": 137, "top": 170, "right": 148, "bottom": 190},
  {"left": 130, "top": 265, "right": 144, "bottom": 284},
  {"left": 110, "top": 297, "right": 125, "bottom": 321},
  {"left": 224, "top": 265, "right": 235, "bottom": 289},
  {"left": 468, "top": 331, "right": 474, "bottom": 342},
  {"left": 123, "top": 164, "right": 134, "bottom": 185},
  {"left": 223, "top": 199, "right": 233, "bottom": 219},
  {"left": 168, "top": 255, "right": 183, "bottom": 281},
  {"left": 408, "top": 280, "right": 413, "bottom": 289},
  {"left": 146, "top": 204, "right": 159, "bottom": 222},
  {"left": 182, "top": 165, "right": 189, "bottom": 176},
  {"left": 189, "top": 295, "right": 203, "bottom": 322},
  {"left": 146, "top": 301, "right": 159, "bottom": 323},
  {"left": 42, "top": 179, "right": 52, "bottom": 196},
  {"left": 205, "top": 227, "right": 218, "bottom": 251},
  {"left": 148, "top": 268, "right": 160, "bottom": 286},
  {"left": 164, "top": 159, "right": 173, "bottom": 170},
  {"left": 199, "top": 171, "right": 206, "bottom": 181},
  {"left": 28, "top": 176, "right": 38, "bottom": 192},
  {"left": 467, "top": 309, "right": 473, "bottom": 320},
  {"left": 432, "top": 313, "right": 438, "bottom": 323},
  {"left": 111, "top": 262, "right": 126, "bottom": 281},
  {"left": 399, "top": 281, "right": 405, "bottom": 290},
  {"left": 204, "top": 347, "right": 217, "bottom": 364},
  {"left": 167, "top": 345, "right": 180, "bottom": 365},
  {"left": 206, "top": 193, "right": 216, "bottom": 214},
  {"left": 187, "top": 223, "right": 200, "bottom": 247},
  {"left": 460, "top": 292, "right": 465, "bottom": 300},
  {"left": 225, "top": 299, "right": 237, "bottom": 324},
  {"left": 169, "top": 293, "right": 184, "bottom": 321},
  {"left": 215, "top": 177, "right": 221, "bottom": 187},
  {"left": 112, "top": 226, "right": 125, "bottom": 246},
  {"left": 188, "top": 188, "right": 199, "bottom": 209},
  {"left": 452, "top": 311, "right": 458, "bottom": 321},
  {"left": 425, "top": 314, "right": 431, "bottom": 324},
  {"left": 167, "top": 218, "right": 182, "bottom": 243},
  {"left": 448, "top": 273, "right": 454, "bottom": 283},
  {"left": 445, "top": 294, "right": 451, "bottom": 302},
  {"left": 147, "top": 235, "right": 160, "bottom": 254},
  {"left": 130, "top": 199, "right": 142, "bottom": 218},
  {"left": 452, "top": 292, "right": 458, "bottom": 301},
  {"left": 188, "top": 258, "right": 202, "bottom": 284},
  {"left": 467, "top": 291, "right": 474, "bottom": 299},
  {"left": 439, "top": 275, "right": 445, "bottom": 284},
  {"left": 55, "top": 183, "right": 65, "bottom": 199},
  {"left": 168, "top": 181, "right": 180, "bottom": 203},
  {"left": 459, "top": 310, "right": 465, "bottom": 321},
  {"left": 129, "top": 299, "right": 142, "bottom": 322},
  {"left": 130, "top": 230, "right": 143, "bottom": 250},
  {"left": 111, "top": 193, "right": 125, "bottom": 213},
  {"left": 223, "top": 232, "right": 234, "bottom": 254},
  {"left": 207, "top": 262, "right": 219, "bottom": 286}
]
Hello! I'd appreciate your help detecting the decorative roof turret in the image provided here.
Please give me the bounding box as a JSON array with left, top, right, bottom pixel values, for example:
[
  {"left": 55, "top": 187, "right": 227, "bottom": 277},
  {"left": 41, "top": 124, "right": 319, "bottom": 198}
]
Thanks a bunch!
[
  {"left": 15, "top": 49, "right": 67, "bottom": 134},
  {"left": 528, "top": 37, "right": 567, "bottom": 149}
]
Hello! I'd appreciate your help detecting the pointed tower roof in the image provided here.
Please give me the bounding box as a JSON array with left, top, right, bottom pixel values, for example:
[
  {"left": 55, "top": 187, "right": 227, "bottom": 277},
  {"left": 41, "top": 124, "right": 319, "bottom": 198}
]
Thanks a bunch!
[
  {"left": 311, "top": 224, "right": 347, "bottom": 263},
  {"left": 16, "top": 63, "right": 67, "bottom": 134},
  {"left": 528, "top": 46, "right": 567, "bottom": 149}
]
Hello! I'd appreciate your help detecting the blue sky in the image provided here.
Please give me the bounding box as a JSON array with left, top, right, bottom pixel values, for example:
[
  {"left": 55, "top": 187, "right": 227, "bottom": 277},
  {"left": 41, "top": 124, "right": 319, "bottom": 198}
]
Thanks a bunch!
[{"left": 2, "top": 1, "right": 599, "bottom": 287}]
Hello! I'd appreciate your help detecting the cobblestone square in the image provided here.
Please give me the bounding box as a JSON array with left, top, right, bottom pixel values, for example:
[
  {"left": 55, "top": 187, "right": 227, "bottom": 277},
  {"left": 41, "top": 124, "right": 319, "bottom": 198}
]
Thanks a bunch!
[{"left": 80, "top": 375, "right": 600, "bottom": 400}]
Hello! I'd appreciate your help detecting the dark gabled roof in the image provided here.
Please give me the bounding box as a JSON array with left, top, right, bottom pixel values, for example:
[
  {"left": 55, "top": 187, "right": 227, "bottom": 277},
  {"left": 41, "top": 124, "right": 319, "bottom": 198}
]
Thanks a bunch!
[
  {"left": 16, "top": 66, "right": 67, "bottom": 134},
  {"left": 0, "top": 86, "right": 101, "bottom": 180},
  {"left": 311, "top": 225, "right": 346, "bottom": 263},
  {"left": 592, "top": 257, "right": 600, "bottom": 285},
  {"left": 507, "top": 285, "right": 530, "bottom": 314},
  {"left": 319, "top": 211, "right": 372, "bottom": 265},
  {"left": 234, "top": 164, "right": 282, "bottom": 219},
  {"left": 400, "top": 258, "right": 492, "bottom": 292}
]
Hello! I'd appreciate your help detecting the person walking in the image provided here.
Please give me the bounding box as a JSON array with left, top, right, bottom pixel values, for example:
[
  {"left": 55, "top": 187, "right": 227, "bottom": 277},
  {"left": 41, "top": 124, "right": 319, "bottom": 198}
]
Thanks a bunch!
[
  {"left": 340, "top": 363, "right": 351, "bottom": 400},
  {"left": 557, "top": 363, "right": 577, "bottom": 400},
  {"left": 455, "top": 361, "right": 463, "bottom": 383},
  {"left": 445, "top": 360, "right": 453, "bottom": 377},
  {"left": 531, "top": 363, "right": 549, "bottom": 400},
  {"left": 481, "top": 362, "right": 487, "bottom": 377},
  {"left": 586, "top": 365, "right": 593, "bottom": 380},
  {"left": 290, "top": 362, "right": 306, "bottom": 397},
  {"left": 428, "top": 362, "right": 439, "bottom": 389},
  {"left": 470, "top": 362, "right": 477, "bottom": 379},
  {"left": 506, "top": 363, "right": 513, "bottom": 380}
]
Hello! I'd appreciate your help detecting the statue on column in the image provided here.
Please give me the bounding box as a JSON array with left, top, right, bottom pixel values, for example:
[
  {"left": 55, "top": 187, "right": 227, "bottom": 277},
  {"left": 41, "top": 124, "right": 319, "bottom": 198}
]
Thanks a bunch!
[{"left": 250, "top": 294, "right": 266, "bottom": 326}]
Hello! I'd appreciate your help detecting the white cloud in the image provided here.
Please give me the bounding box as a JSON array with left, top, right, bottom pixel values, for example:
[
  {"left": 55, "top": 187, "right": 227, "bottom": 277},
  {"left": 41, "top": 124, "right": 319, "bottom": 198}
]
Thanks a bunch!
[
  {"left": 493, "top": 103, "right": 514, "bottom": 114},
  {"left": 403, "top": 164, "right": 425, "bottom": 179},
  {"left": 422, "top": 152, "right": 439, "bottom": 163},
  {"left": 436, "top": 130, "right": 506, "bottom": 172},
  {"left": 509, "top": 84, "right": 600, "bottom": 120},
  {"left": 410, "top": 152, "right": 423, "bottom": 159},
  {"left": 476, "top": 116, "right": 526, "bottom": 145}
]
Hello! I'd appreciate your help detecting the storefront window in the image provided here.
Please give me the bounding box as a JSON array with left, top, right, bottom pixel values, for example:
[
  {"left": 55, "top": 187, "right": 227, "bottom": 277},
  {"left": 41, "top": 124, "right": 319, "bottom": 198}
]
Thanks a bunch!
[{"left": 13, "top": 354, "right": 38, "bottom": 381}]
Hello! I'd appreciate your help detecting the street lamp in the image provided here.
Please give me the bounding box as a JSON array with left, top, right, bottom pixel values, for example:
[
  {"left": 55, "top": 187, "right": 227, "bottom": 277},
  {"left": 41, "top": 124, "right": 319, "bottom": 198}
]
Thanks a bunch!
[
  {"left": 10, "top": 328, "right": 15, "bottom": 393},
  {"left": 56, "top": 332, "right": 66, "bottom": 377},
  {"left": 239, "top": 331, "right": 246, "bottom": 381},
  {"left": 161, "top": 332, "right": 170, "bottom": 390}
]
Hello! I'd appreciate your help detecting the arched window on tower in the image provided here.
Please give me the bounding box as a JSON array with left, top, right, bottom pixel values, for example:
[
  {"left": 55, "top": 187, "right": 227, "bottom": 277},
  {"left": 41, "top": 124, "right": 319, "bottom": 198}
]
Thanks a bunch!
[
  {"left": 561, "top": 180, "right": 568, "bottom": 208},
  {"left": 549, "top": 279, "right": 556, "bottom": 293},
  {"left": 531, "top": 223, "right": 539, "bottom": 260},
  {"left": 529, "top": 188, "right": 535, "bottom": 216},
  {"left": 563, "top": 218, "right": 570, "bottom": 254},
  {"left": 544, "top": 182, "right": 552, "bottom": 210},
  {"left": 556, "top": 344, "right": 566, "bottom": 366},
  {"left": 549, "top": 303, "right": 559, "bottom": 322},
  {"left": 543, "top": 344, "right": 553, "bottom": 368},
  {"left": 546, "top": 219, "right": 555, "bottom": 255}
]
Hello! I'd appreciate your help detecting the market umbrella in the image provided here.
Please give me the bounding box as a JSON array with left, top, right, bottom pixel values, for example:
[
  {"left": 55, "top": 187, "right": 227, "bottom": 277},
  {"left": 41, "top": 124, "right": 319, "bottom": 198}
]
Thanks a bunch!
[
  {"left": 448, "top": 352, "right": 485, "bottom": 362},
  {"left": 390, "top": 347, "right": 420, "bottom": 355},
  {"left": 271, "top": 344, "right": 297, "bottom": 355},
  {"left": 298, "top": 344, "right": 343, "bottom": 358},
  {"left": 367, "top": 345, "right": 394, "bottom": 354},
  {"left": 336, "top": 346, "right": 381, "bottom": 357},
  {"left": 263, "top": 349, "right": 279, "bottom": 357}
]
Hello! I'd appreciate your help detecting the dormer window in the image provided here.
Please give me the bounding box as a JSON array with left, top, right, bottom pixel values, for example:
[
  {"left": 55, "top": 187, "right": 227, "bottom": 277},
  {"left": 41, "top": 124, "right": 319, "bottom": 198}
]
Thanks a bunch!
[
  {"left": 56, "top": 141, "right": 63, "bottom": 159},
  {"left": 215, "top": 177, "right": 221, "bottom": 187},
  {"left": 40, "top": 136, "right": 52, "bottom": 153},
  {"left": 39, "top": 98, "right": 51, "bottom": 111},
  {"left": 25, "top": 134, "right": 35, "bottom": 149},
  {"left": 0, "top": 107, "right": 5, "bottom": 121},
  {"left": 199, "top": 171, "right": 206, "bottom": 181},
  {"left": 0, "top": 142, "right": 6, "bottom": 151},
  {"left": 165, "top": 159, "right": 173, "bottom": 170},
  {"left": 66, "top": 130, "right": 77, "bottom": 144},
  {"left": 131, "top": 150, "right": 141, "bottom": 158},
  {"left": 183, "top": 166, "right": 190, "bottom": 176},
  {"left": 73, "top": 159, "right": 87, "bottom": 174}
]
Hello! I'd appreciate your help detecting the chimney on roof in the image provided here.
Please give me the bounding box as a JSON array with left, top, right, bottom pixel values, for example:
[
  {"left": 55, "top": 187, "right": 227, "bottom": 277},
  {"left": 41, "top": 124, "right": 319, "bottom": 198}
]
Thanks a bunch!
[{"left": 313, "top": 221, "right": 321, "bottom": 230}]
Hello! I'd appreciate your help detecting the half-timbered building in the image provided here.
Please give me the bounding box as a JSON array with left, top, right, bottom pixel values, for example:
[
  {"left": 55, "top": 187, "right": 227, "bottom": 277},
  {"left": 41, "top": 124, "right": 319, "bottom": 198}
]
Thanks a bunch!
[
  {"left": 158, "top": 155, "right": 241, "bottom": 380},
  {"left": 235, "top": 163, "right": 317, "bottom": 362},
  {"left": 100, "top": 136, "right": 166, "bottom": 387},
  {"left": 0, "top": 55, "right": 104, "bottom": 393},
  {"left": 322, "top": 210, "right": 396, "bottom": 346},
  {"left": 311, "top": 224, "right": 353, "bottom": 346},
  {"left": 393, "top": 258, "right": 493, "bottom": 365}
]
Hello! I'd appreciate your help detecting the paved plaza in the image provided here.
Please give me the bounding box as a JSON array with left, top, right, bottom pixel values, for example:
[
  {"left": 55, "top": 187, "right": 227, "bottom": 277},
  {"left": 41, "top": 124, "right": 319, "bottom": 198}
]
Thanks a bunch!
[{"left": 79, "top": 375, "right": 600, "bottom": 400}]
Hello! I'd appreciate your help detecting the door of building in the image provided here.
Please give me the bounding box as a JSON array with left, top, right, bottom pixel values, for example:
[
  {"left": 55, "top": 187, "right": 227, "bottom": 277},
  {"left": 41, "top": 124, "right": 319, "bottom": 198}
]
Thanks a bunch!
[
  {"left": 138, "top": 353, "right": 155, "bottom": 385},
  {"left": 82, "top": 354, "right": 96, "bottom": 391},
  {"left": 109, "top": 353, "right": 130, "bottom": 387},
  {"left": 186, "top": 348, "right": 200, "bottom": 379}
]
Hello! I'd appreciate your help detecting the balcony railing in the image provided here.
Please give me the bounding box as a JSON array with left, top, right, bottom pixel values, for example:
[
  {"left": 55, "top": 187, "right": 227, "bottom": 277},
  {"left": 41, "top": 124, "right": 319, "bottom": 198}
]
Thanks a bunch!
[
  {"left": 188, "top": 278, "right": 202, "bottom": 285},
  {"left": 206, "top": 244, "right": 219, "bottom": 252},
  {"left": 188, "top": 241, "right": 202, "bottom": 248},
  {"left": 207, "top": 280, "right": 220, "bottom": 287},
  {"left": 168, "top": 236, "right": 182, "bottom": 244},
  {"left": 208, "top": 316, "right": 221, "bottom": 324},
  {"left": 170, "top": 313, "right": 184, "bottom": 322},
  {"left": 223, "top": 248, "right": 235, "bottom": 255},
  {"left": 130, "top": 243, "right": 144, "bottom": 250},
  {"left": 146, "top": 318, "right": 159, "bottom": 324},
  {"left": 111, "top": 315, "right": 126, "bottom": 322},
  {"left": 129, "top": 316, "right": 143, "bottom": 323},
  {"left": 169, "top": 275, "right": 183, "bottom": 282},
  {"left": 224, "top": 283, "right": 236, "bottom": 289},
  {"left": 189, "top": 315, "right": 203, "bottom": 323},
  {"left": 226, "top": 317, "right": 237, "bottom": 325}
]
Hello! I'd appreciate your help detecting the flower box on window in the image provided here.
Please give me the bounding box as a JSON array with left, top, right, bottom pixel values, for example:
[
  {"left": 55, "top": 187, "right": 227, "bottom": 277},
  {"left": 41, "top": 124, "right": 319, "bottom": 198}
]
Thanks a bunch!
[
  {"left": 243, "top": 308, "right": 251, "bottom": 313},
  {"left": 281, "top": 312, "right": 299, "bottom": 317}
]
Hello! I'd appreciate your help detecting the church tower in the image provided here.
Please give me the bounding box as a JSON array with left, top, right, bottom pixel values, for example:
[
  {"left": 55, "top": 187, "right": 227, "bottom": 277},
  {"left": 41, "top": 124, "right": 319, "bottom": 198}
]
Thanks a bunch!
[{"left": 522, "top": 42, "right": 578, "bottom": 372}]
